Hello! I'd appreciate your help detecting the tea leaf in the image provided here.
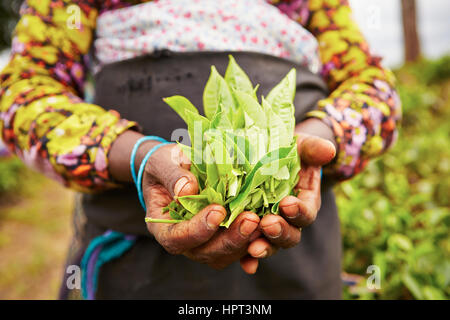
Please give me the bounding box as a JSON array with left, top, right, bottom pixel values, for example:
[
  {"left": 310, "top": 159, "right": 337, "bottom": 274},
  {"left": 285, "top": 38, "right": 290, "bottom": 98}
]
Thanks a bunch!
[
  {"left": 225, "top": 55, "right": 254, "bottom": 96},
  {"left": 203, "top": 66, "right": 235, "bottom": 120}
]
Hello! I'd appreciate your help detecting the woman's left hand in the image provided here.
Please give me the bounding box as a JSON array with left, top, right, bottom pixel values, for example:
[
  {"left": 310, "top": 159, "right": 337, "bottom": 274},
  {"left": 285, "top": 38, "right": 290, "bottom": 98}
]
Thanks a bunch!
[{"left": 244, "top": 119, "right": 336, "bottom": 264}]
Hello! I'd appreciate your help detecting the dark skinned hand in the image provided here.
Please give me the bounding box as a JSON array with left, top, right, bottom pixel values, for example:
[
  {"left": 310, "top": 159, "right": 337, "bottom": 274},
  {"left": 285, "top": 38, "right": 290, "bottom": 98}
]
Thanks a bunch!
[
  {"left": 244, "top": 119, "right": 337, "bottom": 270},
  {"left": 142, "top": 143, "right": 263, "bottom": 273}
]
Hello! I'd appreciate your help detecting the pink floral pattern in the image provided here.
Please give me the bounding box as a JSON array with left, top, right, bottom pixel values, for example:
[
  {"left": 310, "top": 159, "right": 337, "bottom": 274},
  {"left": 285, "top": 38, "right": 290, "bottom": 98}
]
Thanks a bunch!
[{"left": 95, "top": 0, "right": 321, "bottom": 73}]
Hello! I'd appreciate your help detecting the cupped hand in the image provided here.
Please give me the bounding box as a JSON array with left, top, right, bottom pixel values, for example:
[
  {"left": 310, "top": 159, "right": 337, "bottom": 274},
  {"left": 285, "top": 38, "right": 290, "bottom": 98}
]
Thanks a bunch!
[
  {"left": 247, "top": 121, "right": 337, "bottom": 260},
  {"left": 142, "top": 143, "right": 266, "bottom": 274}
]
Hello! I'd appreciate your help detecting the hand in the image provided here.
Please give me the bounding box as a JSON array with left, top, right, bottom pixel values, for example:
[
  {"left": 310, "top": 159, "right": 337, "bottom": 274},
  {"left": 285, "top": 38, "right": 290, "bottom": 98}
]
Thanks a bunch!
[
  {"left": 247, "top": 118, "right": 337, "bottom": 260},
  {"left": 109, "top": 131, "right": 269, "bottom": 274},
  {"left": 142, "top": 143, "right": 263, "bottom": 273}
]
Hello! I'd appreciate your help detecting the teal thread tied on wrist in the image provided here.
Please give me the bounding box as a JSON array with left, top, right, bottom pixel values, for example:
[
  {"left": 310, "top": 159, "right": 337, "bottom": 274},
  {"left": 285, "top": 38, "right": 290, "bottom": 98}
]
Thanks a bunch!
[
  {"left": 130, "top": 136, "right": 168, "bottom": 185},
  {"left": 136, "top": 141, "right": 172, "bottom": 211}
]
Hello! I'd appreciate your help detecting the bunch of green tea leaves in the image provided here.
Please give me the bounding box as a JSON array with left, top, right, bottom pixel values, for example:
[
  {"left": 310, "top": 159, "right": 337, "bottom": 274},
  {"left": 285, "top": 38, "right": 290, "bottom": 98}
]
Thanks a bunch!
[{"left": 148, "top": 56, "right": 300, "bottom": 228}]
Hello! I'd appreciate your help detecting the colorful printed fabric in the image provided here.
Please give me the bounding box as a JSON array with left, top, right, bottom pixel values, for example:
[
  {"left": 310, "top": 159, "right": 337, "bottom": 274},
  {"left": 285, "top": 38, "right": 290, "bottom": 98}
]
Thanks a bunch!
[
  {"left": 270, "top": 0, "right": 402, "bottom": 179},
  {"left": 94, "top": 0, "right": 321, "bottom": 73},
  {"left": 0, "top": 1, "right": 137, "bottom": 192},
  {"left": 0, "top": 0, "right": 401, "bottom": 192}
]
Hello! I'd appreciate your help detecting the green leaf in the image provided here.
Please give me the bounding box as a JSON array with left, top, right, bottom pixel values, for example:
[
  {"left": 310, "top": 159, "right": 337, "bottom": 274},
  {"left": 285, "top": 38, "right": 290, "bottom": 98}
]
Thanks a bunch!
[
  {"left": 231, "top": 103, "right": 246, "bottom": 129},
  {"left": 201, "top": 187, "right": 224, "bottom": 205},
  {"left": 204, "top": 143, "right": 219, "bottom": 189},
  {"left": 262, "top": 97, "right": 290, "bottom": 149},
  {"left": 216, "top": 179, "right": 227, "bottom": 199},
  {"left": 233, "top": 90, "right": 267, "bottom": 129},
  {"left": 266, "top": 179, "right": 291, "bottom": 203},
  {"left": 401, "top": 273, "right": 424, "bottom": 300},
  {"left": 240, "top": 126, "right": 268, "bottom": 164},
  {"left": 271, "top": 201, "right": 280, "bottom": 214},
  {"left": 184, "top": 109, "right": 210, "bottom": 149},
  {"left": 178, "top": 194, "right": 209, "bottom": 215},
  {"left": 203, "top": 66, "right": 235, "bottom": 120},
  {"left": 422, "top": 286, "right": 446, "bottom": 300},
  {"left": 225, "top": 55, "right": 254, "bottom": 96},
  {"left": 266, "top": 68, "right": 296, "bottom": 110},
  {"left": 273, "top": 165, "right": 290, "bottom": 180},
  {"left": 163, "top": 95, "right": 199, "bottom": 124},
  {"left": 389, "top": 233, "right": 413, "bottom": 252},
  {"left": 227, "top": 169, "right": 243, "bottom": 198},
  {"left": 249, "top": 188, "right": 263, "bottom": 209},
  {"left": 225, "top": 146, "right": 294, "bottom": 227},
  {"left": 210, "top": 109, "right": 232, "bottom": 129},
  {"left": 205, "top": 132, "right": 233, "bottom": 179},
  {"left": 266, "top": 68, "right": 296, "bottom": 137},
  {"left": 227, "top": 175, "right": 239, "bottom": 198},
  {"left": 176, "top": 143, "right": 206, "bottom": 174},
  {"left": 169, "top": 208, "right": 184, "bottom": 220},
  {"left": 223, "top": 131, "right": 252, "bottom": 173}
]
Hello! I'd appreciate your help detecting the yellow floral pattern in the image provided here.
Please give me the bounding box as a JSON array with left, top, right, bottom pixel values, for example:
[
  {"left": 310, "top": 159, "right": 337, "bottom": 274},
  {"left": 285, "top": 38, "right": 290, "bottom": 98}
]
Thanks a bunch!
[
  {"left": 271, "top": 0, "right": 401, "bottom": 179},
  {"left": 0, "top": 1, "right": 137, "bottom": 192}
]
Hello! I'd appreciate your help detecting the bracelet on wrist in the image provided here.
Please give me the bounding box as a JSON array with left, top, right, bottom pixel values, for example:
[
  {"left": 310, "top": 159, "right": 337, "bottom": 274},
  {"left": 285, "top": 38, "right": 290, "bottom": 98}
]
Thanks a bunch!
[{"left": 129, "top": 136, "right": 173, "bottom": 211}]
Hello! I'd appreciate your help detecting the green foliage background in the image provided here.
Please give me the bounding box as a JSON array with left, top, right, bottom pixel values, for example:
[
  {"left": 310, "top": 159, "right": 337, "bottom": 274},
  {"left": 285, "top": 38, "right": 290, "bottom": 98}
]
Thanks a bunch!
[{"left": 337, "top": 56, "right": 450, "bottom": 299}]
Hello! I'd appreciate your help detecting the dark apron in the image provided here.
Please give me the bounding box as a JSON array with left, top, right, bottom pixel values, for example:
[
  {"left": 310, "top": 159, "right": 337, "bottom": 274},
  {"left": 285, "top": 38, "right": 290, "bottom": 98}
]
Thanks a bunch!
[{"left": 67, "top": 51, "right": 342, "bottom": 299}]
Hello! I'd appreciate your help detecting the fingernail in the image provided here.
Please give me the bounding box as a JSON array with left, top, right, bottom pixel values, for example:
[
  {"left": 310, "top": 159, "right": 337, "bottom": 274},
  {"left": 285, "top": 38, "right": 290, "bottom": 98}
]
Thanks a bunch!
[
  {"left": 174, "top": 177, "right": 189, "bottom": 196},
  {"left": 281, "top": 203, "right": 300, "bottom": 219},
  {"left": 263, "top": 222, "right": 282, "bottom": 239},
  {"left": 206, "top": 210, "right": 225, "bottom": 230},
  {"left": 254, "top": 250, "right": 267, "bottom": 258},
  {"left": 239, "top": 219, "right": 258, "bottom": 236}
]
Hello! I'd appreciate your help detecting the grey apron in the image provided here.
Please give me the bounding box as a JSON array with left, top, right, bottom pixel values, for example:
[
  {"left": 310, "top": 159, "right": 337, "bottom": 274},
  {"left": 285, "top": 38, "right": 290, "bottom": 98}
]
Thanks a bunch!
[{"left": 68, "top": 51, "right": 342, "bottom": 299}]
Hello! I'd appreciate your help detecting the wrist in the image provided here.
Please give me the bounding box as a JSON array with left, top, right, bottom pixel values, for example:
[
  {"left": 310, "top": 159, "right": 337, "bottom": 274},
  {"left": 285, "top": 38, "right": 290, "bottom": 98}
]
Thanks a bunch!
[
  {"left": 134, "top": 140, "right": 164, "bottom": 179},
  {"left": 109, "top": 130, "right": 162, "bottom": 183}
]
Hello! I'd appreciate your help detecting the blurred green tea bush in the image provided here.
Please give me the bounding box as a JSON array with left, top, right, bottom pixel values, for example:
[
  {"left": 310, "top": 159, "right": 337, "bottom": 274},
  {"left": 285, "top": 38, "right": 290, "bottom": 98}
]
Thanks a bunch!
[
  {"left": 0, "top": 156, "right": 23, "bottom": 195},
  {"left": 338, "top": 56, "right": 450, "bottom": 299}
]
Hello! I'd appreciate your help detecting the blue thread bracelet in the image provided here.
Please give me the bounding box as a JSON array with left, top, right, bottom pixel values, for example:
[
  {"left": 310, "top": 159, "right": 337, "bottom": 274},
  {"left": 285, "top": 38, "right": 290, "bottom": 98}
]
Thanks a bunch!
[
  {"left": 130, "top": 136, "right": 168, "bottom": 185},
  {"left": 136, "top": 141, "right": 172, "bottom": 211}
]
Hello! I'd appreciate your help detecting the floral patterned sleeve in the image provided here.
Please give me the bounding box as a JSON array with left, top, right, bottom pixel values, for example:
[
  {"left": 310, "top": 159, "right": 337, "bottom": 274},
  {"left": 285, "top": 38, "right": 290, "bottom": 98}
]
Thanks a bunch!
[
  {"left": 0, "top": 0, "right": 137, "bottom": 193},
  {"left": 274, "top": 0, "right": 402, "bottom": 180}
]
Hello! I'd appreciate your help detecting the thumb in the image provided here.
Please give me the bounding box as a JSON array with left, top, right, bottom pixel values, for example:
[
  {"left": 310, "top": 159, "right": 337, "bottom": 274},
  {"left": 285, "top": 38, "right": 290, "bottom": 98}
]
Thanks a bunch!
[
  {"left": 146, "top": 144, "right": 199, "bottom": 197},
  {"left": 296, "top": 134, "right": 336, "bottom": 166}
]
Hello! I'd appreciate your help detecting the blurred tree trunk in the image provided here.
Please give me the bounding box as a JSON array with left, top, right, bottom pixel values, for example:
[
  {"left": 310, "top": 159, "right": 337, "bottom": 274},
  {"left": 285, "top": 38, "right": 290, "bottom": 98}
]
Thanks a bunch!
[{"left": 401, "top": 0, "right": 421, "bottom": 62}]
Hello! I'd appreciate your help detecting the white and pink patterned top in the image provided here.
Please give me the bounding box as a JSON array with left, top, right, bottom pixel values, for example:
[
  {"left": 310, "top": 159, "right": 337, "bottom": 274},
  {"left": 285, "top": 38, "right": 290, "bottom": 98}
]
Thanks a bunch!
[{"left": 94, "top": 0, "right": 321, "bottom": 73}]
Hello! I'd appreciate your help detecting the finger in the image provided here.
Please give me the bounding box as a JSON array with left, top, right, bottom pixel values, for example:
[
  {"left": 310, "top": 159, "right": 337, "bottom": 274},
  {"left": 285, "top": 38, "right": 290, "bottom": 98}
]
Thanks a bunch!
[
  {"left": 146, "top": 144, "right": 199, "bottom": 197},
  {"left": 260, "top": 214, "right": 302, "bottom": 248},
  {"left": 143, "top": 182, "right": 173, "bottom": 213},
  {"left": 189, "top": 212, "right": 260, "bottom": 259},
  {"left": 147, "top": 202, "right": 227, "bottom": 255},
  {"left": 297, "top": 135, "right": 336, "bottom": 166},
  {"left": 247, "top": 237, "right": 277, "bottom": 259},
  {"left": 279, "top": 165, "right": 322, "bottom": 228},
  {"left": 240, "top": 255, "right": 259, "bottom": 275}
]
